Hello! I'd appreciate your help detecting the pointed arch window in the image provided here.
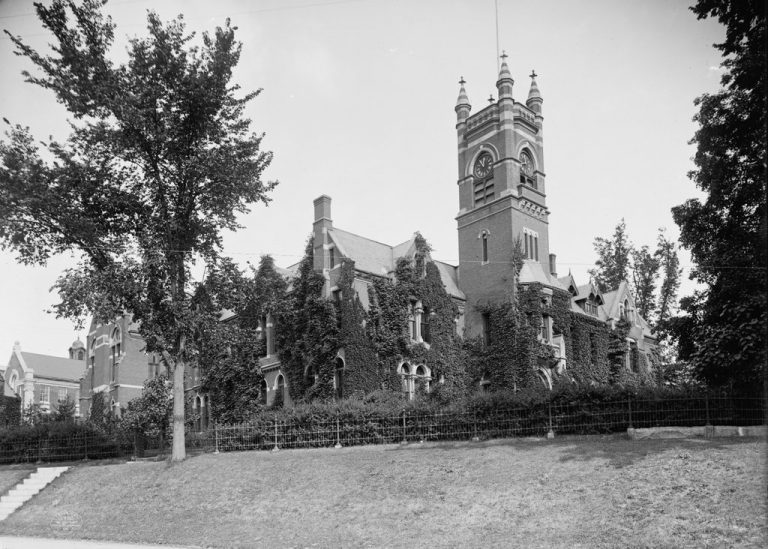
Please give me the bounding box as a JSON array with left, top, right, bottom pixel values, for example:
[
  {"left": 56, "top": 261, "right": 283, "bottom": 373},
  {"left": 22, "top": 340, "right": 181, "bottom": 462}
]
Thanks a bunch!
[
  {"left": 481, "top": 232, "right": 489, "bottom": 264},
  {"left": 473, "top": 152, "right": 495, "bottom": 206}
]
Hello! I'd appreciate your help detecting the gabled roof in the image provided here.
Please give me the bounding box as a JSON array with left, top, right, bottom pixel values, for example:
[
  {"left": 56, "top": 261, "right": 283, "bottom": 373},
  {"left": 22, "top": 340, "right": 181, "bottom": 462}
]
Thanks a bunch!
[
  {"left": 329, "top": 228, "right": 401, "bottom": 277},
  {"left": 575, "top": 282, "right": 604, "bottom": 305},
  {"left": 557, "top": 273, "right": 579, "bottom": 296},
  {"left": 599, "top": 281, "right": 655, "bottom": 339},
  {"left": 327, "top": 228, "right": 465, "bottom": 300},
  {"left": 16, "top": 351, "right": 84, "bottom": 382}
]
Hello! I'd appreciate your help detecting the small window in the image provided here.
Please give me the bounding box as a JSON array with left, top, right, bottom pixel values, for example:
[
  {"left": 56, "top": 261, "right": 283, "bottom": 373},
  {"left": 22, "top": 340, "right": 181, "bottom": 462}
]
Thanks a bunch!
[
  {"left": 77, "top": 349, "right": 85, "bottom": 360},
  {"left": 39, "top": 385, "right": 50, "bottom": 404},
  {"left": 260, "top": 379, "right": 268, "bottom": 406},
  {"left": 421, "top": 307, "right": 431, "bottom": 344},
  {"left": 329, "top": 247, "right": 335, "bottom": 269},
  {"left": 482, "top": 313, "right": 492, "bottom": 347},
  {"left": 58, "top": 388, "right": 67, "bottom": 402},
  {"left": 111, "top": 327, "right": 122, "bottom": 383},
  {"left": 481, "top": 233, "right": 489, "bottom": 263}
]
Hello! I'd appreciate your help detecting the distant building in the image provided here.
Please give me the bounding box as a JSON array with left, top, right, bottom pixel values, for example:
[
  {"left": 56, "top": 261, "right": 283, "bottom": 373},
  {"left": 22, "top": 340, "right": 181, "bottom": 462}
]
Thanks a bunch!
[
  {"left": 4, "top": 341, "right": 83, "bottom": 416},
  {"left": 79, "top": 315, "right": 165, "bottom": 418}
]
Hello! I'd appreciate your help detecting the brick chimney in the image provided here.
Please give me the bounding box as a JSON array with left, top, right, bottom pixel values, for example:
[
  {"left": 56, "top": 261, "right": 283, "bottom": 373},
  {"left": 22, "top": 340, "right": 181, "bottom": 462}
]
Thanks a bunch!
[
  {"left": 313, "top": 195, "right": 332, "bottom": 273},
  {"left": 549, "top": 253, "right": 557, "bottom": 278}
]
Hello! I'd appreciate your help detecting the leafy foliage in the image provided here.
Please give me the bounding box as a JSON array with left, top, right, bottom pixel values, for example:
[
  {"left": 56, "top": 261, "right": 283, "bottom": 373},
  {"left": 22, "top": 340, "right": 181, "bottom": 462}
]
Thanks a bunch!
[
  {"left": 52, "top": 397, "right": 77, "bottom": 422},
  {"left": 589, "top": 219, "right": 632, "bottom": 293},
  {"left": 122, "top": 375, "right": 172, "bottom": 441},
  {"left": 0, "top": 1, "right": 275, "bottom": 460},
  {"left": 670, "top": 0, "right": 767, "bottom": 388}
]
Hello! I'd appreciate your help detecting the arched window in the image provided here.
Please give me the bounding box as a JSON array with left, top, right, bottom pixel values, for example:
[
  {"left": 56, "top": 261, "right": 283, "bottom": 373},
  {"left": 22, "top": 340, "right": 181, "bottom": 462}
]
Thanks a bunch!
[
  {"left": 415, "top": 365, "right": 431, "bottom": 394},
  {"left": 110, "top": 327, "right": 122, "bottom": 383},
  {"left": 260, "top": 379, "right": 268, "bottom": 406},
  {"left": 481, "top": 232, "right": 489, "bottom": 263},
  {"left": 194, "top": 396, "right": 201, "bottom": 432},
  {"left": 399, "top": 363, "right": 414, "bottom": 400},
  {"left": 622, "top": 299, "right": 630, "bottom": 322},
  {"left": 334, "top": 358, "right": 344, "bottom": 400},
  {"left": 77, "top": 349, "right": 85, "bottom": 361},
  {"left": 202, "top": 396, "right": 210, "bottom": 430},
  {"left": 8, "top": 372, "right": 18, "bottom": 392},
  {"left": 275, "top": 375, "right": 286, "bottom": 408},
  {"left": 520, "top": 149, "right": 536, "bottom": 188},
  {"left": 473, "top": 152, "right": 495, "bottom": 206}
]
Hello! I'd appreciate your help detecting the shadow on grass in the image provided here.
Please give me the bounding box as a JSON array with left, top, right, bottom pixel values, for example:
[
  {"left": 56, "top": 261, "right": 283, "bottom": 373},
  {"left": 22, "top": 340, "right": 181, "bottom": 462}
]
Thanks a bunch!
[
  {"left": 554, "top": 435, "right": 762, "bottom": 468},
  {"left": 385, "top": 433, "right": 763, "bottom": 469}
]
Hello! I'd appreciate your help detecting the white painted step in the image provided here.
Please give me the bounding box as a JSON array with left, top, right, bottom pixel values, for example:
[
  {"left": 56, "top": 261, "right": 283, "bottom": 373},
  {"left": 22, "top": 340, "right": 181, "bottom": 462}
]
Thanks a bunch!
[{"left": 0, "top": 466, "right": 69, "bottom": 521}]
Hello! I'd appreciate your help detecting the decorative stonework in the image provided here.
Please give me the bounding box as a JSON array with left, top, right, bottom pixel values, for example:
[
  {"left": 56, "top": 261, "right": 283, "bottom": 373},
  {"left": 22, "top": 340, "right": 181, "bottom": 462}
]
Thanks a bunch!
[{"left": 519, "top": 199, "right": 548, "bottom": 219}]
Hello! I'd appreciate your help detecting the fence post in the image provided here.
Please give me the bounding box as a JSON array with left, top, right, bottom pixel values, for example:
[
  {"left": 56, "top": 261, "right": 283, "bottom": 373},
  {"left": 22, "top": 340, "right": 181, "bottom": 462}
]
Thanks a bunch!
[
  {"left": 400, "top": 410, "right": 407, "bottom": 445},
  {"left": 214, "top": 422, "right": 220, "bottom": 454},
  {"left": 84, "top": 433, "right": 88, "bottom": 461},
  {"left": 471, "top": 411, "right": 479, "bottom": 442},
  {"left": 334, "top": 415, "right": 342, "bottom": 449},
  {"left": 547, "top": 400, "right": 555, "bottom": 439},
  {"left": 271, "top": 414, "right": 279, "bottom": 452},
  {"left": 627, "top": 396, "right": 634, "bottom": 431},
  {"left": 36, "top": 436, "right": 42, "bottom": 464}
]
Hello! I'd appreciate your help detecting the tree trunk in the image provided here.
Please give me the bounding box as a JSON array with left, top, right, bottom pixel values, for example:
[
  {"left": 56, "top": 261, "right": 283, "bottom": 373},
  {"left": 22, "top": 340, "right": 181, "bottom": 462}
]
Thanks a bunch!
[{"left": 171, "top": 359, "right": 186, "bottom": 461}]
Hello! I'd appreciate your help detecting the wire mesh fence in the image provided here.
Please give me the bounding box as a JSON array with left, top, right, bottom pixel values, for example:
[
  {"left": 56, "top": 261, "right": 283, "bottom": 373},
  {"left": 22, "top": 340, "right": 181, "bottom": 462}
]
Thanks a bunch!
[
  {"left": 0, "top": 394, "right": 763, "bottom": 464},
  {"left": 188, "top": 394, "right": 766, "bottom": 454}
]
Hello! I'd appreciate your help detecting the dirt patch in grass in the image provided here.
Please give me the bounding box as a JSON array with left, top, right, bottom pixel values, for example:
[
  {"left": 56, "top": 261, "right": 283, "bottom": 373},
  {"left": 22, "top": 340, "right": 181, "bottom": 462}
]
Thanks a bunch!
[{"left": 0, "top": 435, "right": 764, "bottom": 548}]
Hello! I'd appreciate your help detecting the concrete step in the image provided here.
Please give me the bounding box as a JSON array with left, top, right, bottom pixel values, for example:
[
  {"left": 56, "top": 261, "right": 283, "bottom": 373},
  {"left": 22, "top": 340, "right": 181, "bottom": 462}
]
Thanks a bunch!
[{"left": 0, "top": 466, "right": 69, "bottom": 521}]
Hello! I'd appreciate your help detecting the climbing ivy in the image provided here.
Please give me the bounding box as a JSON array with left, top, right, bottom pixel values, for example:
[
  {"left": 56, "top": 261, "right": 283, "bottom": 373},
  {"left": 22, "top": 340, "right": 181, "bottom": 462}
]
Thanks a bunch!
[{"left": 276, "top": 238, "right": 340, "bottom": 402}]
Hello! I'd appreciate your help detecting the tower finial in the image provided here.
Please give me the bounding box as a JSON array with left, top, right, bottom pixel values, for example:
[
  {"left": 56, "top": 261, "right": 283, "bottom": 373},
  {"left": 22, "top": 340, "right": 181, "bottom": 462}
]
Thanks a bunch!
[
  {"left": 455, "top": 76, "right": 471, "bottom": 121},
  {"left": 530, "top": 69, "right": 537, "bottom": 79},
  {"left": 488, "top": 94, "right": 495, "bottom": 104}
]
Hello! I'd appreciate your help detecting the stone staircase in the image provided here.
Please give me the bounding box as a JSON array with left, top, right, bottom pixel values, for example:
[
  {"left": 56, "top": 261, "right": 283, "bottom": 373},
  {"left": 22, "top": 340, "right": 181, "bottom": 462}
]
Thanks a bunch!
[{"left": 0, "top": 466, "right": 69, "bottom": 521}]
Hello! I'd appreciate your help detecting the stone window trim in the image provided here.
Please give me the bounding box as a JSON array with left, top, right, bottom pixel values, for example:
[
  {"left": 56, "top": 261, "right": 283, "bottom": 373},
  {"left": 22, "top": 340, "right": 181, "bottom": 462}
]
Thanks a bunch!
[
  {"left": 398, "top": 361, "right": 432, "bottom": 400},
  {"left": 523, "top": 228, "right": 539, "bottom": 261},
  {"left": 407, "top": 300, "right": 432, "bottom": 347}
]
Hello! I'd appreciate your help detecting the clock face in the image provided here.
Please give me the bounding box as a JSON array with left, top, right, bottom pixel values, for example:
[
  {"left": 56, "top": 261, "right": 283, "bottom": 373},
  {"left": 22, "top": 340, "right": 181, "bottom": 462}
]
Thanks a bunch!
[
  {"left": 521, "top": 151, "right": 533, "bottom": 176},
  {"left": 473, "top": 153, "right": 493, "bottom": 179}
]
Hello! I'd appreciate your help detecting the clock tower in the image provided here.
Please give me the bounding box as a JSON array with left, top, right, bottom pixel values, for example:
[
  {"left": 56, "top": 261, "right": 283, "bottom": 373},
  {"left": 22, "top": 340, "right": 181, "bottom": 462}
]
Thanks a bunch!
[{"left": 455, "top": 56, "right": 555, "bottom": 338}]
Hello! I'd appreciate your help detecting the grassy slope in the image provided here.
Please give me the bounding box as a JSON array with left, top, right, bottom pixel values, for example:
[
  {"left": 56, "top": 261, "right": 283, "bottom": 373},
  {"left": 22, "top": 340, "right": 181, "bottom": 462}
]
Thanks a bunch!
[{"left": 0, "top": 436, "right": 764, "bottom": 548}]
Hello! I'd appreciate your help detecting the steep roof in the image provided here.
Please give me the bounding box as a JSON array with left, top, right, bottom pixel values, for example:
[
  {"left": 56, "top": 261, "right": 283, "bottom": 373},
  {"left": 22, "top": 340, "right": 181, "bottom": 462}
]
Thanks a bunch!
[
  {"left": 327, "top": 228, "right": 464, "bottom": 300},
  {"left": 17, "top": 352, "right": 84, "bottom": 382},
  {"left": 519, "top": 261, "right": 568, "bottom": 291}
]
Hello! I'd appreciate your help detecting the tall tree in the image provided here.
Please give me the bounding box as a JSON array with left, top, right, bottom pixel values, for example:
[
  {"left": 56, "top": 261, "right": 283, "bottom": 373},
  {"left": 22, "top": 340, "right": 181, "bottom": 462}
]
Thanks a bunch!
[
  {"left": 0, "top": 1, "right": 275, "bottom": 460},
  {"left": 589, "top": 219, "right": 632, "bottom": 293},
  {"left": 630, "top": 245, "right": 661, "bottom": 320},
  {"left": 655, "top": 229, "right": 681, "bottom": 333},
  {"left": 670, "top": 1, "right": 767, "bottom": 388}
]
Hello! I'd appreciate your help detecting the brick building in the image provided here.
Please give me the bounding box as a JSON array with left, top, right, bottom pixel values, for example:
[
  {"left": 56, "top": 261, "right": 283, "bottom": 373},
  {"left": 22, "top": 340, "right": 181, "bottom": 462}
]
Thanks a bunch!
[
  {"left": 256, "top": 57, "right": 657, "bottom": 404},
  {"left": 4, "top": 341, "right": 83, "bottom": 416}
]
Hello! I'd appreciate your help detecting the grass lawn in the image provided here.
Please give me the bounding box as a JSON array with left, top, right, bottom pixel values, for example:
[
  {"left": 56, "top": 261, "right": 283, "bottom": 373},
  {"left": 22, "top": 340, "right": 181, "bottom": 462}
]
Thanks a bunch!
[{"left": 0, "top": 435, "right": 764, "bottom": 548}]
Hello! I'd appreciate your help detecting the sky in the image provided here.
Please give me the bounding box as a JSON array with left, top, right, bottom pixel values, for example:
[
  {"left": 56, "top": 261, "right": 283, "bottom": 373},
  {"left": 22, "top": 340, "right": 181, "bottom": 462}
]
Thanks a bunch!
[{"left": 0, "top": 0, "right": 725, "bottom": 360}]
